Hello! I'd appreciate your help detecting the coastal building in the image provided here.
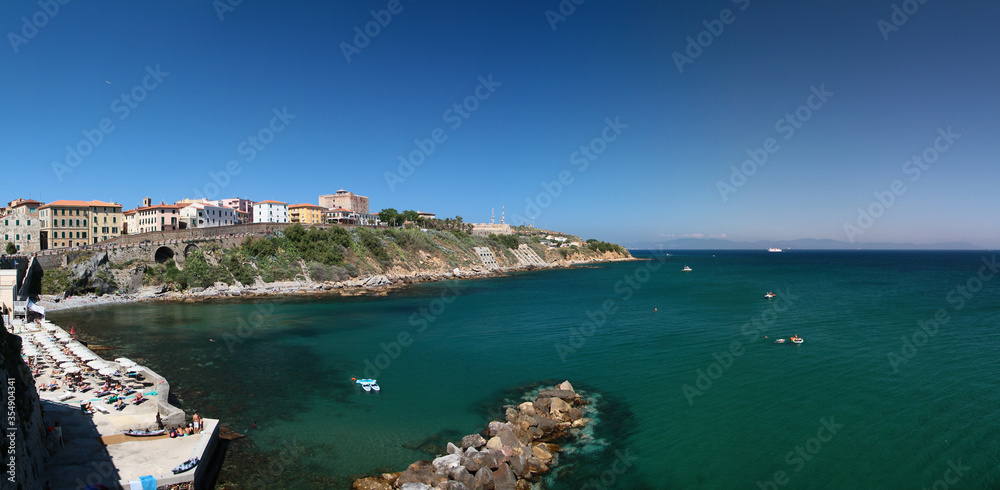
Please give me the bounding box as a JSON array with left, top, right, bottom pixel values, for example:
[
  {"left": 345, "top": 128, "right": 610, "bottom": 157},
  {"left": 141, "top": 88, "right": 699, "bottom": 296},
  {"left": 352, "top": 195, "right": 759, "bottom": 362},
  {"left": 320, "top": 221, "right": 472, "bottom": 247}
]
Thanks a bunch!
[
  {"left": 471, "top": 223, "right": 513, "bottom": 236},
  {"left": 319, "top": 190, "right": 369, "bottom": 214},
  {"left": 0, "top": 199, "right": 43, "bottom": 253},
  {"left": 38, "top": 200, "right": 123, "bottom": 249},
  {"left": 324, "top": 208, "right": 356, "bottom": 225},
  {"left": 289, "top": 203, "right": 326, "bottom": 225},
  {"left": 253, "top": 200, "right": 289, "bottom": 223},
  {"left": 218, "top": 197, "right": 256, "bottom": 224},
  {"left": 180, "top": 202, "right": 237, "bottom": 229},
  {"left": 123, "top": 198, "right": 183, "bottom": 235},
  {"left": 417, "top": 211, "right": 436, "bottom": 220}
]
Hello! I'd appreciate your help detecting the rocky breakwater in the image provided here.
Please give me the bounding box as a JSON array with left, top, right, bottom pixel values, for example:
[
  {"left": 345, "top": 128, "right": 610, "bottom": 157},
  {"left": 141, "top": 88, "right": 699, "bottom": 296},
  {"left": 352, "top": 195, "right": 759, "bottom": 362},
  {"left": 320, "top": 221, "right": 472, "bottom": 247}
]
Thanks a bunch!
[{"left": 353, "top": 381, "right": 589, "bottom": 490}]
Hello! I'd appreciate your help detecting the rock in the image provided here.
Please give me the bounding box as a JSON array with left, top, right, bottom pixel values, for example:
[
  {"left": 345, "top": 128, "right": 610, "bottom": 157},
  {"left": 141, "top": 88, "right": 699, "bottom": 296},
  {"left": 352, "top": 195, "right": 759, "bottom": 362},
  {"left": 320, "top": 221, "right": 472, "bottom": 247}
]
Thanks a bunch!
[
  {"left": 447, "top": 442, "right": 462, "bottom": 455},
  {"left": 533, "top": 397, "right": 552, "bottom": 413},
  {"left": 496, "top": 428, "right": 519, "bottom": 449},
  {"left": 548, "top": 397, "right": 571, "bottom": 417},
  {"left": 572, "top": 417, "right": 589, "bottom": 428},
  {"left": 526, "top": 456, "right": 549, "bottom": 475},
  {"left": 568, "top": 408, "right": 583, "bottom": 421},
  {"left": 461, "top": 434, "right": 486, "bottom": 450},
  {"left": 490, "top": 448, "right": 509, "bottom": 465},
  {"left": 527, "top": 427, "right": 543, "bottom": 441},
  {"left": 449, "top": 466, "right": 476, "bottom": 489},
  {"left": 531, "top": 444, "right": 552, "bottom": 463},
  {"left": 400, "top": 484, "right": 431, "bottom": 490},
  {"left": 435, "top": 482, "right": 470, "bottom": 490},
  {"left": 488, "top": 421, "right": 510, "bottom": 437},
  {"left": 396, "top": 461, "right": 446, "bottom": 487},
  {"left": 533, "top": 416, "right": 557, "bottom": 433},
  {"left": 189, "top": 287, "right": 205, "bottom": 294},
  {"left": 474, "top": 467, "right": 494, "bottom": 490},
  {"left": 515, "top": 480, "right": 532, "bottom": 490},
  {"left": 504, "top": 408, "right": 518, "bottom": 423},
  {"left": 492, "top": 463, "right": 517, "bottom": 490},
  {"left": 557, "top": 380, "right": 575, "bottom": 392},
  {"left": 432, "top": 454, "right": 463, "bottom": 475},
  {"left": 485, "top": 436, "right": 502, "bottom": 451},
  {"left": 381, "top": 473, "right": 401, "bottom": 485},
  {"left": 538, "top": 389, "right": 578, "bottom": 401},
  {"left": 508, "top": 454, "right": 527, "bottom": 478},
  {"left": 463, "top": 447, "right": 479, "bottom": 459},
  {"left": 464, "top": 454, "right": 481, "bottom": 473},
  {"left": 351, "top": 477, "right": 392, "bottom": 490},
  {"left": 517, "top": 401, "right": 535, "bottom": 416},
  {"left": 478, "top": 450, "right": 499, "bottom": 470}
]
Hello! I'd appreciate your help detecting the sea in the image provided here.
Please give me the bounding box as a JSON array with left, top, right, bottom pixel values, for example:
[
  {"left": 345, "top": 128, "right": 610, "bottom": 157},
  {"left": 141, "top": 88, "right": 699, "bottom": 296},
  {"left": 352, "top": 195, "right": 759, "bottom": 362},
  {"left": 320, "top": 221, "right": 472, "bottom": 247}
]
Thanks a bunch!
[{"left": 48, "top": 250, "right": 1000, "bottom": 489}]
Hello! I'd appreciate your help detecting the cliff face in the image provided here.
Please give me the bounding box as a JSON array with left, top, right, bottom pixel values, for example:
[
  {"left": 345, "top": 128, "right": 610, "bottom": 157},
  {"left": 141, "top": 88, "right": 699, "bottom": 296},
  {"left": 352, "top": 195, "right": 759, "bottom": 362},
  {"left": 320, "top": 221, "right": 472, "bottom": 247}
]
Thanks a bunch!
[{"left": 0, "top": 319, "right": 45, "bottom": 489}]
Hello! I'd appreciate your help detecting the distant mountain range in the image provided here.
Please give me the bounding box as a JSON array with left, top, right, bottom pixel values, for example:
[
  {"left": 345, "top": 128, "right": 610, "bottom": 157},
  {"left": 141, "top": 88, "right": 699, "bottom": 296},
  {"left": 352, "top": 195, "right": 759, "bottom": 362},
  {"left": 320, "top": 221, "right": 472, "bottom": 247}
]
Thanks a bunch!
[{"left": 626, "top": 238, "right": 983, "bottom": 250}]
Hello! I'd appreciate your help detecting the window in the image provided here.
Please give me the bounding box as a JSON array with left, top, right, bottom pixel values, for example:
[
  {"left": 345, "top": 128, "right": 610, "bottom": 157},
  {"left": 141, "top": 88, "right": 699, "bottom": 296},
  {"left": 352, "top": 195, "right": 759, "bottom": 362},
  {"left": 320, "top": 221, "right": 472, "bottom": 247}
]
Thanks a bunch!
[
  {"left": 15, "top": 235, "right": 19, "bottom": 240},
  {"left": 27, "top": 234, "right": 30, "bottom": 241},
  {"left": 61, "top": 232, "right": 65, "bottom": 238},
  {"left": 15, "top": 220, "right": 18, "bottom": 226},
  {"left": 94, "top": 227, "right": 98, "bottom": 233},
  {"left": 61, "top": 219, "right": 65, "bottom": 227},
  {"left": 82, "top": 232, "right": 87, "bottom": 238},
  {"left": 26, "top": 220, "right": 29, "bottom": 226}
]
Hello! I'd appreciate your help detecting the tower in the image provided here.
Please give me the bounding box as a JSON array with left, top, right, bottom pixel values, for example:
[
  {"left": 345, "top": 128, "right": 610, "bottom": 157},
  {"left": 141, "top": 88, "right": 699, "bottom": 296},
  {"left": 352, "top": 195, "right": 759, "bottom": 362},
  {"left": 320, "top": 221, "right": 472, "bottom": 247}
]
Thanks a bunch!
[
  {"left": 491, "top": 208, "right": 495, "bottom": 224},
  {"left": 501, "top": 204, "right": 505, "bottom": 224}
]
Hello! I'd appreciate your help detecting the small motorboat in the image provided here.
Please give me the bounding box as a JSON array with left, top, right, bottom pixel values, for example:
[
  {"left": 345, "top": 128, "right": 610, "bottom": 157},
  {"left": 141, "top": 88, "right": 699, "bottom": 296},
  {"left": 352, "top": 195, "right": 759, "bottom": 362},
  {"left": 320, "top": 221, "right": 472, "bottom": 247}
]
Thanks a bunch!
[
  {"left": 774, "top": 338, "right": 786, "bottom": 344},
  {"left": 172, "top": 457, "right": 199, "bottom": 474},
  {"left": 355, "top": 378, "right": 377, "bottom": 392},
  {"left": 765, "top": 292, "right": 776, "bottom": 299},
  {"left": 682, "top": 266, "right": 692, "bottom": 272},
  {"left": 790, "top": 335, "right": 804, "bottom": 344},
  {"left": 123, "top": 429, "right": 165, "bottom": 437}
]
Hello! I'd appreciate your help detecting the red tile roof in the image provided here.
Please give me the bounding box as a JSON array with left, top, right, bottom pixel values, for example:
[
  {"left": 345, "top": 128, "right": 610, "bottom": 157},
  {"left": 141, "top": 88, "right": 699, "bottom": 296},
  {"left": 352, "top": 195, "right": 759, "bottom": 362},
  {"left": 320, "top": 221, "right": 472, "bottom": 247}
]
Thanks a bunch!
[
  {"left": 255, "top": 200, "right": 288, "bottom": 205},
  {"left": 39, "top": 200, "right": 121, "bottom": 209},
  {"left": 289, "top": 203, "right": 325, "bottom": 209}
]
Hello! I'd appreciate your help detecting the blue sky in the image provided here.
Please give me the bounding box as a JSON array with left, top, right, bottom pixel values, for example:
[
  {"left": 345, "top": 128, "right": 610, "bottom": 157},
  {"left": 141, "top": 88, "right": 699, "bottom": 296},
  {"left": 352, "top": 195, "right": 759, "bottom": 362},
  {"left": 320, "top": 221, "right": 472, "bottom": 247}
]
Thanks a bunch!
[{"left": 2, "top": 1, "right": 997, "bottom": 247}]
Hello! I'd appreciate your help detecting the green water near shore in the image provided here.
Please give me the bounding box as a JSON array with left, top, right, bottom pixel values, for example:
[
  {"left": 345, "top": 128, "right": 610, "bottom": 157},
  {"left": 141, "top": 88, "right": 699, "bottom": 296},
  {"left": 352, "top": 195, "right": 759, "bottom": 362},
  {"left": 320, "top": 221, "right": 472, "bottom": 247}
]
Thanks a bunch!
[{"left": 49, "top": 251, "right": 1000, "bottom": 488}]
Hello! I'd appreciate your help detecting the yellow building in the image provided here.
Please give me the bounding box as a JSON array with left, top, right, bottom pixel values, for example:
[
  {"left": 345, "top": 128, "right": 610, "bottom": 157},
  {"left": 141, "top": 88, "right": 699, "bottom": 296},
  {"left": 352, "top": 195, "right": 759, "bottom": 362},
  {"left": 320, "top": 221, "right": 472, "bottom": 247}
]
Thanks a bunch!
[
  {"left": 289, "top": 203, "right": 327, "bottom": 225},
  {"left": 38, "top": 200, "right": 123, "bottom": 249}
]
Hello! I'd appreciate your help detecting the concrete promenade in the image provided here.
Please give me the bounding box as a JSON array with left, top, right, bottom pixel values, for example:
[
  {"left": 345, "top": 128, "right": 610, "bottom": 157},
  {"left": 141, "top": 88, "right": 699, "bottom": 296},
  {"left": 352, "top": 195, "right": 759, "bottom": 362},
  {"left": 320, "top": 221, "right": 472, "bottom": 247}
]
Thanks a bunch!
[{"left": 11, "top": 319, "right": 220, "bottom": 489}]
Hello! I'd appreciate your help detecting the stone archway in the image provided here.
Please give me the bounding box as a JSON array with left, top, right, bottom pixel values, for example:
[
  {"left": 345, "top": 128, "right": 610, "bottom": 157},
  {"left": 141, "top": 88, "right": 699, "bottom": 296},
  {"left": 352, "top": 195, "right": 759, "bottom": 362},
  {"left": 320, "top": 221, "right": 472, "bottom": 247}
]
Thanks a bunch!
[
  {"left": 183, "top": 243, "right": 200, "bottom": 257},
  {"left": 154, "top": 246, "right": 175, "bottom": 264}
]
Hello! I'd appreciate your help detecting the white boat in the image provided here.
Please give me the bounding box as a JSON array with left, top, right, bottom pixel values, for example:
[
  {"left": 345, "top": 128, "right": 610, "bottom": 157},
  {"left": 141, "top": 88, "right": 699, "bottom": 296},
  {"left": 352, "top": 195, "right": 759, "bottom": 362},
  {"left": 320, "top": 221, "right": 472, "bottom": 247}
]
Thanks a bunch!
[
  {"left": 768, "top": 248, "right": 783, "bottom": 252},
  {"left": 355, "top": 378, "right": 377, "bottom": 392},
  {"left": 765, "top": 292, "right": 776, "bottom": 299},
  {"left": 682, "top": 266, "right": 692, "bottom": 272},
  {"left": 790, "top": 335, "right": 803, "bottom": 344}
]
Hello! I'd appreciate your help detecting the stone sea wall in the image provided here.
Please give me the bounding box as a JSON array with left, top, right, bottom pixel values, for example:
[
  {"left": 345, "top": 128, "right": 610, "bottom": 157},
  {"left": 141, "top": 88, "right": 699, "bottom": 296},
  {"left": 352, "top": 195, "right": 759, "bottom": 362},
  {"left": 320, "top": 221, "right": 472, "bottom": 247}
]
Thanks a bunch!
[
  {"left": 353, "top": 380, "right": 590, "bottom": 490},
  {"left": 0, "top": 319, "right": 45, "bottom": 489}
]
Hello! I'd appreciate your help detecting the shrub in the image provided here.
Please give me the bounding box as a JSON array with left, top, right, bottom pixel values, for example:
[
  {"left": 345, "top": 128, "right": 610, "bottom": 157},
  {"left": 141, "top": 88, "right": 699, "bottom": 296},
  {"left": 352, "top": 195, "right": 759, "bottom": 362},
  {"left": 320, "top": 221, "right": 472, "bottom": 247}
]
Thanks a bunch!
[
  {"left": 356, "top": 228, "right": 391, "bottom": 264},
  {"left": 488, "top": 233, "right": 520, "bottom": 249}
]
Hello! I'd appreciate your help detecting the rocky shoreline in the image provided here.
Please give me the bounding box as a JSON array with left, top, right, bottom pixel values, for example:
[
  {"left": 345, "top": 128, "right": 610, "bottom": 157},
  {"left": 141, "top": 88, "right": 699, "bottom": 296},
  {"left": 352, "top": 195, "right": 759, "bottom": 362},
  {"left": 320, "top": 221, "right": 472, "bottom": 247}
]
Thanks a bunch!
[
  {"left": 38, "top": 257, "right": 636, "bottom": 312},
  {"left": 353, "top": 381, "right": 591, "bottom": 490}
]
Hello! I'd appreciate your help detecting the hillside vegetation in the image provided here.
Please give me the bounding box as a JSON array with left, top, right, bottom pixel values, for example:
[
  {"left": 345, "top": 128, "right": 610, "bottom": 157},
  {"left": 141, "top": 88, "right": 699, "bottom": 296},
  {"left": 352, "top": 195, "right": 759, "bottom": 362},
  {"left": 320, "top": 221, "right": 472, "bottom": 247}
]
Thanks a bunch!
[{"left": 41, "top": 224, "right": 631, "bottom": 294}]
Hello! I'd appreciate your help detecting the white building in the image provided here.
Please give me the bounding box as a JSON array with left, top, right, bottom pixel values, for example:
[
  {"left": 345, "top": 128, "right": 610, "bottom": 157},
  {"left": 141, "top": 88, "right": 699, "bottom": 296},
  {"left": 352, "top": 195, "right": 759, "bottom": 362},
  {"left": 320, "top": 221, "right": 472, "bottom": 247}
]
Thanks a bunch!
[
  {"left": 180, "top": 202, "right": 237, "bottom": 229},
  {"left": 253, "top": 200, "right": 289, "bottom": 223}
]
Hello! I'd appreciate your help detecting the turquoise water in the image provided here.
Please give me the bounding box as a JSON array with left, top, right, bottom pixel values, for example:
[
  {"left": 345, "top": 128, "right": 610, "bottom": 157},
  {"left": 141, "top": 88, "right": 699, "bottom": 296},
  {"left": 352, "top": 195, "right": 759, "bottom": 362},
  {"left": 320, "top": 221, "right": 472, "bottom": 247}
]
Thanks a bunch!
[{"left": 48, "top": 251, "right": 1000, "bottom": 488}]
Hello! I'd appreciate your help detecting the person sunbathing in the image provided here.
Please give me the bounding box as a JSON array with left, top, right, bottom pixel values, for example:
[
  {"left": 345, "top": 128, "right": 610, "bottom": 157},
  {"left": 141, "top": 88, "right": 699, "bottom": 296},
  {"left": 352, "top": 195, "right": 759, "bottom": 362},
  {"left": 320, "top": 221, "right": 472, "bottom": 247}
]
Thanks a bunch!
[{"left": 115, "top": 400, "right": 126, "bottom": 411}]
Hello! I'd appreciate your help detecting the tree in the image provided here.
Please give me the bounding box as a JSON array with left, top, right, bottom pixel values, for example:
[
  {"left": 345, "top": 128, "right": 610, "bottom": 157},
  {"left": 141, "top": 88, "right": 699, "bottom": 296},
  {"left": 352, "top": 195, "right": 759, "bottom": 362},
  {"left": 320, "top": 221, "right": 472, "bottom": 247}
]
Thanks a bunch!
[
  {"left": 4, "top": 242, "right": 15, "bottom": 255},
  {"left": 379, "top": 208, "right": 400, "bottom": 227},
  {"left": 401, "top": 210, "right": 420, "bottom": 224}
]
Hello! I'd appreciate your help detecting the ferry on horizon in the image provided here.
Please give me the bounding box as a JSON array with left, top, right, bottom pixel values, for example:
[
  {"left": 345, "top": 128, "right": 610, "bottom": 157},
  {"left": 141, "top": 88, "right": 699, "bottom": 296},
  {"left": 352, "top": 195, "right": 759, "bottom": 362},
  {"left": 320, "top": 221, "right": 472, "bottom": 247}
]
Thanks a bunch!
[{"left": 768, "top": 247, "right": 783, "bottom": 252}]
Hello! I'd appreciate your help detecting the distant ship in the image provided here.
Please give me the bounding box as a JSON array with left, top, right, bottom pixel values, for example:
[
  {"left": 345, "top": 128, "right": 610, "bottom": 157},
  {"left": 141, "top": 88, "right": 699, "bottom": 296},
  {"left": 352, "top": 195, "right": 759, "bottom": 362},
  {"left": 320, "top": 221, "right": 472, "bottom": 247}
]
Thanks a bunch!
[{"left": 768, "top": 248, "right": 783, "bottom": 252}]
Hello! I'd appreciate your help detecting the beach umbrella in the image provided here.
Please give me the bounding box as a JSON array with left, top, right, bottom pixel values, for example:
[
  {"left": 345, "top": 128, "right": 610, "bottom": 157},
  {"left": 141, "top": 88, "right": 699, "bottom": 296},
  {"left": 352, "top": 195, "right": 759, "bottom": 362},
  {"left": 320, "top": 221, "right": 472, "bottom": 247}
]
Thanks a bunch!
[
  {"left": 63, "top": 366, "right": 81, "bottom": 374},
  {"left": 87, "top": 360, "right": 109, "bottom": 370},
  {"left": 98, "top": 367, "right": 118, "bottom": 376},
  {"left": 59, "top": 362, "right": 77, "bottom": 368},
  {"left": 114, "top": 357, "right": 135, "bottom": 366},
  {"left": 79, "top": 354, "right": 98, "bottom": 361}
]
